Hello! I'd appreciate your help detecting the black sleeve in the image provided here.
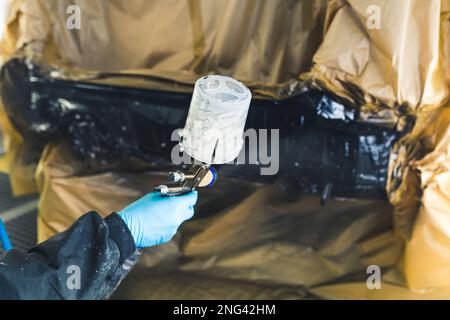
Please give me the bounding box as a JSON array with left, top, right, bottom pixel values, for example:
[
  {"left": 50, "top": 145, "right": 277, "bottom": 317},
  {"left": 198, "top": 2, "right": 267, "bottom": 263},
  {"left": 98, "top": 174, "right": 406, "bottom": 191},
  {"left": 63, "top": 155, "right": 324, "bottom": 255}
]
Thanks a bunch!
[{"left": 0, "top": 212, "right": 140, "bottom": 300}]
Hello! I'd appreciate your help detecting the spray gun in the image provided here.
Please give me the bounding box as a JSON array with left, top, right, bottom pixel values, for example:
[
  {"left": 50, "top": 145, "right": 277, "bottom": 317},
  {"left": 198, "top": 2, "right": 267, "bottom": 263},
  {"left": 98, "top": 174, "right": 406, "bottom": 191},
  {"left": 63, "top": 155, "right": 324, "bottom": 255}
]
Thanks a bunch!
[
  {"left": 155, "top": 164, "right": 216, "bottom": 196},
  {"left": 155, "top": 75, "right": 252, "bottom": 196}
]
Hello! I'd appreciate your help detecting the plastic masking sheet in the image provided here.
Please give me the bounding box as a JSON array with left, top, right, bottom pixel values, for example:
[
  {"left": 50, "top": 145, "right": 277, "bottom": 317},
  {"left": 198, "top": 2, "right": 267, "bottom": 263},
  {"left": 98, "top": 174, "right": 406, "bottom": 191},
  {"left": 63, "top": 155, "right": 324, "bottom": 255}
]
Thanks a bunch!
[
  {"left": 1, "top": 0, "right": 327, "bottom": 91},
  {"left": 0, "top": 0, "right": 327, "bottom": 195},
  {"left": 0, "top": 0, "right": 450, "bottom": 297},
  {"left": 36, "top": 142, "right": 450, "bottom": 299},
  {"left": 301, "top": 0, "right": 450, "bottom": 292},
  {"left": 402, "top": 107, "right": 450, "bottom": 289}
]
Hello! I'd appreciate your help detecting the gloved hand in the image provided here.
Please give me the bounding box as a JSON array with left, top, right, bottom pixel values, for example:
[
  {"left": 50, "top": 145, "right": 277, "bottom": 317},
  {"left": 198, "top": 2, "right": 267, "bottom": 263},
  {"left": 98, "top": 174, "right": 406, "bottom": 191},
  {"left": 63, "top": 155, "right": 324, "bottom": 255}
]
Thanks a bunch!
[{"left": 118, "top": 191, "right": 198, "bottom": 248}]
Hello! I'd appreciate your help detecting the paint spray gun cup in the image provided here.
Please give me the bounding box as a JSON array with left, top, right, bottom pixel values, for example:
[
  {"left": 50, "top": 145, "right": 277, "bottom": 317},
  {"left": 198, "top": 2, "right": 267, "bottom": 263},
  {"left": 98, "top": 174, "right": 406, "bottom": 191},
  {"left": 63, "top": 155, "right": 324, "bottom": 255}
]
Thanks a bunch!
[{"left": 155, "top": 75, "right": 252, "bottom": 196}]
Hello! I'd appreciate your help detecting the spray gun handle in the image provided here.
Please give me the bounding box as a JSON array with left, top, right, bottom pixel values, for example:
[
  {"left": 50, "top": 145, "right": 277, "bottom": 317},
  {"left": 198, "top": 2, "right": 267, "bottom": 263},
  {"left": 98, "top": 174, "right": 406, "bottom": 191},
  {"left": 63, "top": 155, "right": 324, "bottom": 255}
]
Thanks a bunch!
[{"left": 155, "top": 164, "right": 217, "bottom": 196}]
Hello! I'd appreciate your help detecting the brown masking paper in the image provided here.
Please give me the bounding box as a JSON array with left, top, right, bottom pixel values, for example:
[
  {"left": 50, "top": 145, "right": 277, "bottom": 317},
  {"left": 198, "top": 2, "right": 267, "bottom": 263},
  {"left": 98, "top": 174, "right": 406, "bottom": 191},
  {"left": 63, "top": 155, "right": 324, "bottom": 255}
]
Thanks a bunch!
[{"left": 0, "top": 0, "right": 449, "bottom": 296}]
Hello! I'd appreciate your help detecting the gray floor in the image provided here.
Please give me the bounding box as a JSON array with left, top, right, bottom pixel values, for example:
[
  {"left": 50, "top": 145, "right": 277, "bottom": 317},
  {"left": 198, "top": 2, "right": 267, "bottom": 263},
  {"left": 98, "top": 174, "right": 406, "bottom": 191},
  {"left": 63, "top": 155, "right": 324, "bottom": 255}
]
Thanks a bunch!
[{"left": 0, "top": 173, "right": 38, "bottom": 253}]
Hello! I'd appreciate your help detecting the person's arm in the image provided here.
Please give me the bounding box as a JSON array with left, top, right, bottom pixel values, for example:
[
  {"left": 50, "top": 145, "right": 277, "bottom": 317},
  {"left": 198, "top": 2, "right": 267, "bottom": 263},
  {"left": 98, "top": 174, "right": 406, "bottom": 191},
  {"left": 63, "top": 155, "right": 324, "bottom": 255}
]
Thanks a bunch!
[
  {"left": 0, "top": 212, "right": 137, "bottom": 299},
  {"left": 0, "top": 191, "right": 197, "bottom": 300}
]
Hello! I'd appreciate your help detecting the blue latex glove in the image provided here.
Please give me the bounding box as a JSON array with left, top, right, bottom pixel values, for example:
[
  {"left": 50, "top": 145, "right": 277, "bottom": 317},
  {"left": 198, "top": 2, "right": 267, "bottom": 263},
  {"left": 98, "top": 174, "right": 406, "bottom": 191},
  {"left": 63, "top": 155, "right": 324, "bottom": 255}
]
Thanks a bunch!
[{"left": 118, "top": 191, "right": 198, "bottom": 248}]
